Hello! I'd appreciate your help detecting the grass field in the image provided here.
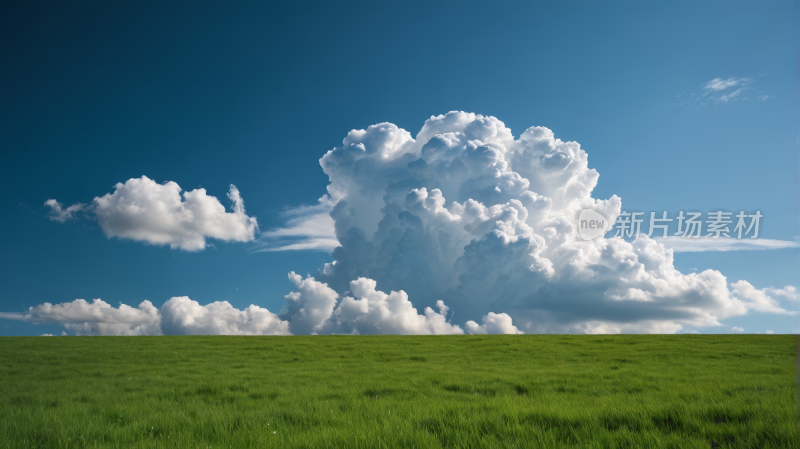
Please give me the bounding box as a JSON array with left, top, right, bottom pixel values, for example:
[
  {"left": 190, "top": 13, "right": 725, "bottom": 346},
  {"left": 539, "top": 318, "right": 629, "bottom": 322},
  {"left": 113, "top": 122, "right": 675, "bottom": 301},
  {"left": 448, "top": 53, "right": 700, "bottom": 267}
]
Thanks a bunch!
[{"left": 0, "top": 335, "right": 795, "bottom": 449}]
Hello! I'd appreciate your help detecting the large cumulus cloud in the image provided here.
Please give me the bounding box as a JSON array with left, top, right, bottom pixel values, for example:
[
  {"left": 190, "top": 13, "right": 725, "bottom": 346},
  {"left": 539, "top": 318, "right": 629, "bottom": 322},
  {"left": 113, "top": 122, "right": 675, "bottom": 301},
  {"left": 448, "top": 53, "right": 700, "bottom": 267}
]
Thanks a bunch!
[
  {"left": 46, "top": 176, "right": 258, "bottom": 251},
  {"left": 268, "top": 111, "right": 797, "bottom": 333}
]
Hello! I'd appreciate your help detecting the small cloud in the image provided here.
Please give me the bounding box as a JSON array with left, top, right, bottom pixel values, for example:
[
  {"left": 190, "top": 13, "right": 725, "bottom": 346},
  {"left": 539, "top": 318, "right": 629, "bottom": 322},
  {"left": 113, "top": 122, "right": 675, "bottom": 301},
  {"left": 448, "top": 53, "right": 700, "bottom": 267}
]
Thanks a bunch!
[
  {"left": 759, "top": 95, "right": 772, "bottom": 101},
  {"left": 41, "top": 333, "right": 54, "bottom": 336},
  {"left": 703, "top": 77, "right": 751, "bottom": 92},
  {"left": 44, "top": 199, "right": 86, "bottom": 223},
  {"left": 465, "top": 312, "right": 524, "bottom": 334},
  {"left": 676, "top": 76, "right": 756, "bottom": 106},
  {"left": 717, "top": 88, "right": 742, "bottom": 103},
  {"left": 763, "top": 285, "right": 799, "bottom": 301},
  {"left": 765, "top": 330, "right": 774, "bottom": 334},
  {"left": 47, "top": 177, "right": 258, "bottom": 251},
  {"left": 731, "top": 281, "right": 796, "bottom": 315},
  {"left": 731, "top": 326, "right": 744, "bottom": 333}
]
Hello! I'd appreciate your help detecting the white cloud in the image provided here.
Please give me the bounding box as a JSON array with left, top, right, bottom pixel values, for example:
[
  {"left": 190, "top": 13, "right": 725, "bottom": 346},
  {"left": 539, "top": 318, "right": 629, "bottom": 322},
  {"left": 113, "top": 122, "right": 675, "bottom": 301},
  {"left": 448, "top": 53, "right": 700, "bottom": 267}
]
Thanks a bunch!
[
  {"left": 465, "top": 312, "right": 523, "bottom": 334},
  {"left": 47, "top": 176, "right": 258, "bottom": 251},
  {"left": 677, "top": 77, "right": 759, "bottom": 106},
  {"left": 731, "top": 326, "right": 744, "bottom": 333},
  {"left": 717, "top": 88, "right": 742, "bottom": 103},
  {"left": 0, "top": 296, "right": 289, "bottom": 336},
  {"left": 93, "top": 177, "right": 258, "bottom": 251},
  {"left": 703, "top": 77, "right": 750, "bottom": 92},
  {"left": 730, "top": 281, "right": 796, "bottom": 315},
  {"left": 44, "top": 199, "right": 86, "bottom": 222},
  {"left": 0, "top": 299, "right": 162, "bottom": 336},
  {"left": 759, "top": 95, "right": 772, "bottom": 101},
  {"left": 160, "top": 297, "right": 289, "bottom": 335},
  {"left": 19, "top": 112, "right": 797, "bottom": 335},
  {"left": 660, "top": 237, "right": 800, "bottom": 252},
  {"left": 281, "top": 272, "right": 339, "bottom": 335},
  {"left": 1, "top": 273, "right": 470, "bottom": 336},
  {"left": 324, "top": 278, "right": 464, "bottom": 335},
  {"left": 276, "top": 111, "right": 793, "bottom": 334},
  {"left": 764, "top": 285, "right": 799, "bottom": 301},
  {"left": 765, "top": 330, "right": 774, "bottom": 334},
  {"left": 253, "top": 196, "right": 339, "bottom": 252},
  {"left": 40, "top": 334, "right": 54, "bottom": 336}
]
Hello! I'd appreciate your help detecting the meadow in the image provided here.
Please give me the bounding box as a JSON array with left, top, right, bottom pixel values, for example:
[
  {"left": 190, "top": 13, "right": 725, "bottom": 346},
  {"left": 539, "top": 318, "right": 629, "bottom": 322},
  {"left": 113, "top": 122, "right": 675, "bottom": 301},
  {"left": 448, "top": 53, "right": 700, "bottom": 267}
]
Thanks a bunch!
[{"left": 0, "top": 334, "right": 795, "bottom": 449}]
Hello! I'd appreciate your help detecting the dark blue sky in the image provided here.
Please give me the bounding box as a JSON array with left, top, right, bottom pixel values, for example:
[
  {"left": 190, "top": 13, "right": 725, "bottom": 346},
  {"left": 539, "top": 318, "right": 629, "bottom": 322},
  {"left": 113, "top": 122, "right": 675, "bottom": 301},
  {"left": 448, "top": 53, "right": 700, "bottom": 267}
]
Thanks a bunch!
[{"left": 1, "top": 1, "right": 798, "bottom": 335}]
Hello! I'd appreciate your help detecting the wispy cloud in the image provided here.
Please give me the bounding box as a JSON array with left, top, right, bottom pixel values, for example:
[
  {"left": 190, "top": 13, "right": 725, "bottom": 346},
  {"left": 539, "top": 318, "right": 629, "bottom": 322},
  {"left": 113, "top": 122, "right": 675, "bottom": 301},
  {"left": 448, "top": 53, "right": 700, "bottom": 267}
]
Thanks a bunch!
[
  {"left": 703, "top": 77, "right": 751, "bottom": 92},
  {"left": 659, "top": 237, "right": 800, "bottom": 252},
  {"left": 675, "top": 76, "right": 766, "bottom": 106},
  {"left": 251, "top": 195, "right": 339, "bottom": 252},
  {"left": 717, "top": 88, "right": 742, "bottom": 103},
  {"left": 44, "top": 199, "right": 86, "bottom": 222}
]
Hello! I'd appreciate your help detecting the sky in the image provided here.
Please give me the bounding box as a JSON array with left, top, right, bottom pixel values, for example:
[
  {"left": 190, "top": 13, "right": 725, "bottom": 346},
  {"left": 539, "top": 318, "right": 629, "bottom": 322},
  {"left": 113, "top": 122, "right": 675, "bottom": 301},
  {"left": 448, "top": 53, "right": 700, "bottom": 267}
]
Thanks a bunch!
[{"left": 0, "top": 0, "right": 797, "bottom": 336}]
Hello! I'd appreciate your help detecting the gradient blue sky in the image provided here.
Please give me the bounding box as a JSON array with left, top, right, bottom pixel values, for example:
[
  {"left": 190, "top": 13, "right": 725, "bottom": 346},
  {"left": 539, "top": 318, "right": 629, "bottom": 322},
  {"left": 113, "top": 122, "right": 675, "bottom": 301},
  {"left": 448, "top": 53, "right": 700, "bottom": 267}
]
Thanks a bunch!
[{"left": 1, "top": 0, "right": 798, "bottom": 335}]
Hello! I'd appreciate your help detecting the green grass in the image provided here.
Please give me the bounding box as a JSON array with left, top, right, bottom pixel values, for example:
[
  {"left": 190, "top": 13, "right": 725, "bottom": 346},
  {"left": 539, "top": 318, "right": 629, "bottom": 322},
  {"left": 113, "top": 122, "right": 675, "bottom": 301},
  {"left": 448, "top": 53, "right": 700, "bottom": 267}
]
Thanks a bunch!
[{"left": 0, "top": 335, "right": 795, "bottom": 448}]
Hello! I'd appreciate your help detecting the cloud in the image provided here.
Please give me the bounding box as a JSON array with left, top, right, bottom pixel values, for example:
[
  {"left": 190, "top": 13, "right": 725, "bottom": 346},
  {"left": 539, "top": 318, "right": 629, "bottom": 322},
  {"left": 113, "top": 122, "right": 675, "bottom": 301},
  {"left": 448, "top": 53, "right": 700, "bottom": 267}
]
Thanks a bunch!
[
  {"left": 731, "top": 326, "right": 744, "bottom": 333},
  {"left": 46, "top": 176, "right": 258, "bottom": 251},
  {"left": 275, "top": 111, "right": 795, "bottom": 333},
  {"left": 93, "top": 177, "right": 258, "bottom": 251},
  {"left": 1, "top": 296, "right": 290, "bottom": 336},
  {"left": 765, "top": 330, "right": 774, "bottom": 334},
  {"left": 465, "top": 312, "right": 523, "bottom": 334},
  {"left": 44, "top": 199, "right": 86, "bottom": 222},
  {"left": 160, "top": 297, "right": 290, "bottom": 335},
  {"left": 0, "top": 299, "right": 162, "bottom": 336},
  {"left": 0, "top": 273, "right": 470, "bottom": 336},
  {"left": 763, "top": 285, "right": 799, "bottom": 301},
  {"left": 730, "top": 281, "right": 796, "bottom": 315},
  {"left": 759, "top": 95, "right": 772, "bottom": 101},
  {"left": 659, "top": 237, "right": 800, "bottom": 252},
  {"left": 323, "top": 278, "right": 464, "bottom": 335},
  {"left": 675, "top": 77, "right": 763, "bottom": 106},
  {"left": 717, "top": 88, "right": 742, "bottom": 103},
  {"left": 280, "top": 272, "right": 339, "bottom": 335},
  {"left": 703, "top": 77, "right": 750, "bottom": 92},
  {"left": 277, "top": 273, "right": 465, "bottom": 335},
  {"left": 15, "top": 112, "right": 797, "bottom": 335},
  {"left": 253, "top": 196, "right": 339, "bottom": 252}
]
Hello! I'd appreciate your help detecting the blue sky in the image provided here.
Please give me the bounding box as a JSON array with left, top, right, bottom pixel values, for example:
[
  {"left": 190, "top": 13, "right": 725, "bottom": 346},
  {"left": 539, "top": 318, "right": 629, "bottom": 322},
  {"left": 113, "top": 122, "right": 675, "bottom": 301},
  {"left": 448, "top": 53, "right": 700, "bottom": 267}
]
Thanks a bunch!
[{"left": 0, "top": 0, "right": 797, "bottom": 336}]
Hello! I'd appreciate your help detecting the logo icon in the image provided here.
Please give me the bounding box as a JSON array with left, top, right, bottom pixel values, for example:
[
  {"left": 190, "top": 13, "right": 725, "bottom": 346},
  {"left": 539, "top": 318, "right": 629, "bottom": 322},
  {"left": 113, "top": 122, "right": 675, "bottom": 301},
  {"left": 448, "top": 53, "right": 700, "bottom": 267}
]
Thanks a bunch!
[{"left": 577, "top": 209, "right": 610, "bottom": 240}]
